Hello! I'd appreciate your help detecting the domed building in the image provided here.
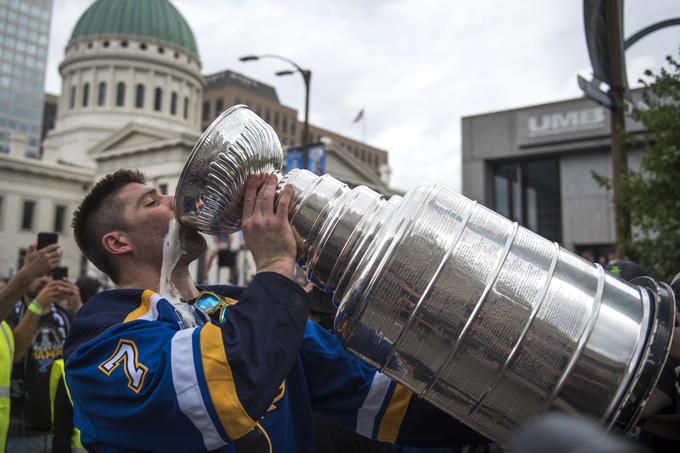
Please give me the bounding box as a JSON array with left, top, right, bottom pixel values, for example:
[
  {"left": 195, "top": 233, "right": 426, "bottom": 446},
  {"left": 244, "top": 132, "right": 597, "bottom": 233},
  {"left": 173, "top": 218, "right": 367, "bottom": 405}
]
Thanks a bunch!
[
  {"left": 44, "top": 0, "right": 203, "bottom": 188},
  {"left": 0, "top": 0, "right": 204, "bottom": 279}
]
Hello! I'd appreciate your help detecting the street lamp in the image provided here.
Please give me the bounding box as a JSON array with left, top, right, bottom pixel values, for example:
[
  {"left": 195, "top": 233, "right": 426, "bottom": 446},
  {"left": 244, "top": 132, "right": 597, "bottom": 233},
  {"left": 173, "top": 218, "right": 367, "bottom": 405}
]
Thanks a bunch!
[{"left": 239, "top": 54, "right": 312, "bottom": 168}]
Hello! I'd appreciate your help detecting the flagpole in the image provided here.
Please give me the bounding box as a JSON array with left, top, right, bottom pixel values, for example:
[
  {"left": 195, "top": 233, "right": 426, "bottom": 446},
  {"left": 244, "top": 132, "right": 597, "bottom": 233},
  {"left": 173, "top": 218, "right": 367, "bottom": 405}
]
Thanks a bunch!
[{"left": 363, "top": 109, "right": 367, "bottom": 143}]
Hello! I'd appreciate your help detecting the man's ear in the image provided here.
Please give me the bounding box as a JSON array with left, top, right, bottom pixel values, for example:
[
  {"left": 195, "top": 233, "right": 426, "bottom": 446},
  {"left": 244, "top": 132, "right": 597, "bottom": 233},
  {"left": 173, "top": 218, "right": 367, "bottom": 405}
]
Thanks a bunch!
[{"left": 102, "top": 231, "right": 132, "bottom": 256}]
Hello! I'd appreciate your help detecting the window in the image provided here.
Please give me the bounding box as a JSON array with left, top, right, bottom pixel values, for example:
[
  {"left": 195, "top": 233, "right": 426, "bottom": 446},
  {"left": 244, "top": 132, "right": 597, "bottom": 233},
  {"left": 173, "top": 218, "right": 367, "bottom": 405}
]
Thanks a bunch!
[
  {"left": 154, "top": 88, "right": 162, "bottom": 111},
  {"left": 69, "top": 85, "right": 76, "bottom": 109},
  {"left": 291, "top": 122, "right": 296, "bottom": 136},
  {"left": 215, "top": 98, "right": 223, "bottom": 114},
  {"left": 158, "top": 183, "right": 168, "bottom": 195},
  {"left": 282, "top": 116, "right": 288, "bottom": 133},
  {"left": 98, "top": 81, "right": 106, "bottom": 106},
  {"left": 493, "top": 159, "right": 562, "bottom": 241},
  {"left": 274, "top": 112, "right": 279, "bottom": 127},
  {"left": 0, "top": 195, "right": 4, "bottom": 229},
  {"left": 170, "top": 91, "right": 177, "bottom": 115},
  {"left": 202, "top": 101, "right": 210, "bottom": 121},
  {"left": 21, "top": 200, "right": 35, "bottom": 230},
  {"left": 116, "top": 82, "right": 125, "bottom": 106},
  {"left": 82, "top": 82, "right": 89, "bottom": 107},
  {"left": 265, "top": 109, "right": 270, "bottom": 122},
  {"left": 135, "top": 84, "right": 144, "bottom": 108},
  {"left": 54, "top": 204, "right": 66, "bottom": 233},
  {"left": 183, "top": 96, "right": 189, "bottom": 119}
]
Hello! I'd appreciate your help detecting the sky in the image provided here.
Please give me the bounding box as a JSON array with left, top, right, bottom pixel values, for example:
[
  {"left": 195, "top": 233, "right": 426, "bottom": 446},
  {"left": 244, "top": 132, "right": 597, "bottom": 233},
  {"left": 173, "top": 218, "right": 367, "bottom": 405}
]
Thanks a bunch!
[{"left": 45, "top": 0, "right": 680, "bottom": 192}]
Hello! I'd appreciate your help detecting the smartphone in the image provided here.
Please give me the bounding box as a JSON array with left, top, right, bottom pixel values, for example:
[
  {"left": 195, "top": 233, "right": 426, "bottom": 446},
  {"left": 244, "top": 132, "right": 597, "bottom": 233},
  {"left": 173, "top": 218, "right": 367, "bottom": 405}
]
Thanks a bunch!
[
  {"left": 52, "top": 266, "right": 68, "bottom": 281},
  {"left": 37, "top": 232, "right": 58, "bottom": 250}
]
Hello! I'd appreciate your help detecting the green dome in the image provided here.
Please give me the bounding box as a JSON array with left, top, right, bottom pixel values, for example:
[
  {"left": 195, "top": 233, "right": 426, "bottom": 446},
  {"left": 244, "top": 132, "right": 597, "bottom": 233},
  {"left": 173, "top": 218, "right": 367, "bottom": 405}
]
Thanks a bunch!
[{"left": 70, "top": 0, "right": 198, "bottom": 56}]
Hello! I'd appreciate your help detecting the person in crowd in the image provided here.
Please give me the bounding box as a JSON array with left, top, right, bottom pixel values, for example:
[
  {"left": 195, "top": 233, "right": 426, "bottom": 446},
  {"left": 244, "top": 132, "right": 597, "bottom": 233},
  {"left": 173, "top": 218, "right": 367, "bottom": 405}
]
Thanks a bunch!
[
  {"left": 508, "top": 413, "right": 647, "bottom": 453},
  {"left": 203, "top": 233, "right": 239, "bottom": 284},
  {"left": 64, "top": 169, "right": 486, "bottom": 452},
  {"left": 605, "top": 259, "right": 649, "bottom": 282},
  {"left": 0, "top": 241, "right": 78, "bottom": 452},
  {"left": 50, "top": 276, "right": 98, "bottom": 453},
  {"left": 50, "top": 354, "right": 83, "bottom": 453},
  {"left": 605, "top": 261, "right": 680, "bottom": 450},
  {"left": 75, "top": 276, "right": 103, "bottom": 305},
  {"left": 636, "top": 270, "right": 680, "bottom": 451},
  {"left": 0, "top": 242, "right": 62, "bottom": 452}
]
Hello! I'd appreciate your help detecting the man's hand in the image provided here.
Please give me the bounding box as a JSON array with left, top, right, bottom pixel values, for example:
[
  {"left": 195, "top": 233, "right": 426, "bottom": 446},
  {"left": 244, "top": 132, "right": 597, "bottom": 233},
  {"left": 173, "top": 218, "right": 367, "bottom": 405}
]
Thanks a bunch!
[
  {"left": 241, "top": 174, "right": 296, "bottom": 278},
  {"left": 19, "top": 243, "right": 61, "bottom": 282},
  {"left": 33, "top": 280, "right": 65, "bottom": 314},
  {"left": 55, "top": 278, "right": 83, "bottom": 312}
]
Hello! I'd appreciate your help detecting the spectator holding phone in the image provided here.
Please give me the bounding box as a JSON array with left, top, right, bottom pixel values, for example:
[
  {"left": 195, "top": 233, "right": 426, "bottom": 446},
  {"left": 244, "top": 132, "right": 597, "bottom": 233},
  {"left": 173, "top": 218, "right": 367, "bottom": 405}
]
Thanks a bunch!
[{"left": 1, "top": 238, "right": 80, "bottom": 452}]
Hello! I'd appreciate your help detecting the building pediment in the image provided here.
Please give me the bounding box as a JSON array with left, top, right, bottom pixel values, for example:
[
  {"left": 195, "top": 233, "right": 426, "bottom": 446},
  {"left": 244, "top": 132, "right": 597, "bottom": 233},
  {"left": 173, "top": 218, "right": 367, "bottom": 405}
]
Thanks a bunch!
[
  {"left": 88, "top": 122, "right": 199, "bottom": 160},
  {"left": 324, "top": 143, "right": 400, "bottom": 196}
]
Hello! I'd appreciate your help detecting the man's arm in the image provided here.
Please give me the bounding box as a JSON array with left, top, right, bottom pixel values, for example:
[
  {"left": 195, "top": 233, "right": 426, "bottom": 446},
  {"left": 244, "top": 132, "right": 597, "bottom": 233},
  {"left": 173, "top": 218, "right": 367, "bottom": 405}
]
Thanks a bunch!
[
  {"left": 0, "top": 243, "right": 61, "bottom": 320},
  {"left": 302, "top": 322, "right": 488, "bottom": 447},
  {"left": 13, "top": 279, "right": 66, "bottom": 362}
]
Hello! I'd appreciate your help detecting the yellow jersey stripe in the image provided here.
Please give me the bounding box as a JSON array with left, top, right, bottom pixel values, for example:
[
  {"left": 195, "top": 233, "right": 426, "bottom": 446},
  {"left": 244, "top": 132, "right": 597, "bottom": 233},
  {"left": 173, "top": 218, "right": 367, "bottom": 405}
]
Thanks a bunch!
[
  {"left": 124, "top": 290, "right": 155, "bottom": 323},
  {"left": 377, "top": 384, "right": 413, "bottom": 443},
  {"left": 199, "top": 323, "right": 255, "bottom": 439}
]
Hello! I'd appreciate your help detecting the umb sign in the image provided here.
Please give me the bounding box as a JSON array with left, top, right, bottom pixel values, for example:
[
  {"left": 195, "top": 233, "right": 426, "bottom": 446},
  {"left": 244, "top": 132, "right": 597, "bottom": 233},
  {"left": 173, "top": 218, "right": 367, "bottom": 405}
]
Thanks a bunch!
[{"left": 527, "top": 106, "right": 606, "bottom": 137}]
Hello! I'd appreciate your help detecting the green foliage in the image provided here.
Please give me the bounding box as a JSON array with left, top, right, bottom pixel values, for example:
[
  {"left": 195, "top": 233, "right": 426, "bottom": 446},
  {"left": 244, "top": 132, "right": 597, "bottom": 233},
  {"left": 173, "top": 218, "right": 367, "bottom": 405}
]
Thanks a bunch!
[{"left": 608, "top": 56, "right": 680, "bottom": 280}]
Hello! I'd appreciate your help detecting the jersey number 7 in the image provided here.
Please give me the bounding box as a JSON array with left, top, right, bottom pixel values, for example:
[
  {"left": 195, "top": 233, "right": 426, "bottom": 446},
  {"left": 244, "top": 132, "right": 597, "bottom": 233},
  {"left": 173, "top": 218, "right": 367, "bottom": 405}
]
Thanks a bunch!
[{"left": 98, "top": 339, "right": 149, "bottom": 394}]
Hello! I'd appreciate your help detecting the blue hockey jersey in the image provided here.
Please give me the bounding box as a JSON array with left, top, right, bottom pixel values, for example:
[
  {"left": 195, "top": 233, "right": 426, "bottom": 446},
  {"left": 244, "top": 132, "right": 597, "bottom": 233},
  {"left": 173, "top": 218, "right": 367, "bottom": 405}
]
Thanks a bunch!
[{"left": 63, "top": 272, "right": 484, "bottom": 452}]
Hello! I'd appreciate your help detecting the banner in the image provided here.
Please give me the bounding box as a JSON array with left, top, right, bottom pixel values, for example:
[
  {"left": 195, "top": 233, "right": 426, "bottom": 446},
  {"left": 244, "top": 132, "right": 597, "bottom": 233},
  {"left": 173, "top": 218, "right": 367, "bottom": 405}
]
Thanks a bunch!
[{"left": 286, "top": 144, "right": 326, "bottom": 175}]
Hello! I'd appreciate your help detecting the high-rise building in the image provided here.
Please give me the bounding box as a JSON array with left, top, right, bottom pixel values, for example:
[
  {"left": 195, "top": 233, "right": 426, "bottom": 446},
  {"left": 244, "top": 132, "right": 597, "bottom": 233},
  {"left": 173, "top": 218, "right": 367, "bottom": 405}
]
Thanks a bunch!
[{"left": 0, "top": 0, "right": 53, "bottom": 157}]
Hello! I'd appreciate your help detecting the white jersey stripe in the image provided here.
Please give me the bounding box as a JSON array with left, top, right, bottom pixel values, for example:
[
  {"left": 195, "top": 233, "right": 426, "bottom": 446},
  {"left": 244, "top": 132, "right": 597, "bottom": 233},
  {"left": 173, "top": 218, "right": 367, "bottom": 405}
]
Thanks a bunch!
[
  {"left": 170, "top": 327, "right": 227, "bottom": 450},
  {"left": 356, "top": 371, "right": 392, "bottom": 438}
]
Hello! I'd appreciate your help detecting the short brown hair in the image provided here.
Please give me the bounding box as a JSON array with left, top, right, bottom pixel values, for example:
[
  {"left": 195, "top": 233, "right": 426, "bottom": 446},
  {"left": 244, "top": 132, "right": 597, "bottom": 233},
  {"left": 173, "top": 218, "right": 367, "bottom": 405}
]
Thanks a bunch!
[{"left": 72, "top": 170, "right": 146, "bottom": 283}]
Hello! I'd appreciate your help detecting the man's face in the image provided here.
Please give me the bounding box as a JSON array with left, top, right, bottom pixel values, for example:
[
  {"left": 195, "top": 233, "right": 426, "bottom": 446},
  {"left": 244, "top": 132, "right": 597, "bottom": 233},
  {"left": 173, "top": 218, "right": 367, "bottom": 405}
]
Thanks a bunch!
[{"left": 116, "top": 183, "right": 206, "bottom": 267}]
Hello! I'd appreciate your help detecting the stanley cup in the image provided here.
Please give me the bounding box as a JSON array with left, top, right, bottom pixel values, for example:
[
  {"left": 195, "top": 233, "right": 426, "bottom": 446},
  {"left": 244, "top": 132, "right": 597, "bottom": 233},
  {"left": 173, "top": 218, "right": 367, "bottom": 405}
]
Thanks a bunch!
[{"left": 175, "top": 105, "right": 675, "bottom": 443}]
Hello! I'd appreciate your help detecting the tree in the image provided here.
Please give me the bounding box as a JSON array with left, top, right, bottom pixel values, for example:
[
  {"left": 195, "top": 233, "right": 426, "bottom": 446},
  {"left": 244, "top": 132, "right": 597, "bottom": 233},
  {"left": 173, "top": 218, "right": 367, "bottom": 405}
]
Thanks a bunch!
[{"left": 595, "top": 55, "right": 680, "bottom": 281}]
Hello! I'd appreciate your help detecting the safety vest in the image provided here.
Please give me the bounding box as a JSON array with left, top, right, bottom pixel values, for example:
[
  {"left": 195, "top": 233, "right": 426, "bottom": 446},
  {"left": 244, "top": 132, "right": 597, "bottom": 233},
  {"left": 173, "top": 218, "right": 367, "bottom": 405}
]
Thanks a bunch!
[
  {"left": 0, "top": 321, "right": 14, "bottom": 453},
  {"left": 49, "top": 358, "right": 84, "bottom": 451}
]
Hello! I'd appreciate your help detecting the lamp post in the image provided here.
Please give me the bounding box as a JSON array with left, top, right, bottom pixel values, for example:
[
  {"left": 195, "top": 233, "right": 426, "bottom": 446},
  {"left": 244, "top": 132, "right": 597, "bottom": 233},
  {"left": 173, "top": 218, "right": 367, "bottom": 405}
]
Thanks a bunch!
[{"left": 239, "top": 54, "right": 312, "bottom": 169}]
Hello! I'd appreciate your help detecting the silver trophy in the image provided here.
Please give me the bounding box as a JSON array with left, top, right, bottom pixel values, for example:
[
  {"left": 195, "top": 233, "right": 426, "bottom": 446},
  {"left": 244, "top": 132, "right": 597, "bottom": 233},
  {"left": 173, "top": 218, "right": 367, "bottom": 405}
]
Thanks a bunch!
[{"left": 176, "top": 105, "right": 675, "bottom": 443}]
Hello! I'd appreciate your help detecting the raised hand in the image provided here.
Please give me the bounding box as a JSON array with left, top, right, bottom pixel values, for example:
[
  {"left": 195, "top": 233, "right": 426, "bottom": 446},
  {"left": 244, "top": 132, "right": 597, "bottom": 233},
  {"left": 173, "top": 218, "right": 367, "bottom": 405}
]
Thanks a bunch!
[
  {"left": 56, "top": 278, "right": 83, "bottom": 312},
  {"left": 33, "top": 280, "right": 66, "bottom": 314},
  {"left": 241, "top": 173, "right": 296, "bottom": 278},
  {"left": 20, "top": 243, "right": 62, "bottom": 280}
]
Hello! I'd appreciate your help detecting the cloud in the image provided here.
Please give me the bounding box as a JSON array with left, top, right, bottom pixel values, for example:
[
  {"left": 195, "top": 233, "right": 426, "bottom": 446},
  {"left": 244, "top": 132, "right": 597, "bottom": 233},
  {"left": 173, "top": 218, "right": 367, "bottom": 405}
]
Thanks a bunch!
[{"left": 46, "top": 0, "right": 680, "bottom": 193}]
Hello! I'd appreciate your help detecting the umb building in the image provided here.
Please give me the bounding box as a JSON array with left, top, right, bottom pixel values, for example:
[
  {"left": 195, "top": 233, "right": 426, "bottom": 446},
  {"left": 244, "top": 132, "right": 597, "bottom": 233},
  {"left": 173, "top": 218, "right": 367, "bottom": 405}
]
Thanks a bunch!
[{"left": 462, "top": 93, "right": 644, "bottom": 257}]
